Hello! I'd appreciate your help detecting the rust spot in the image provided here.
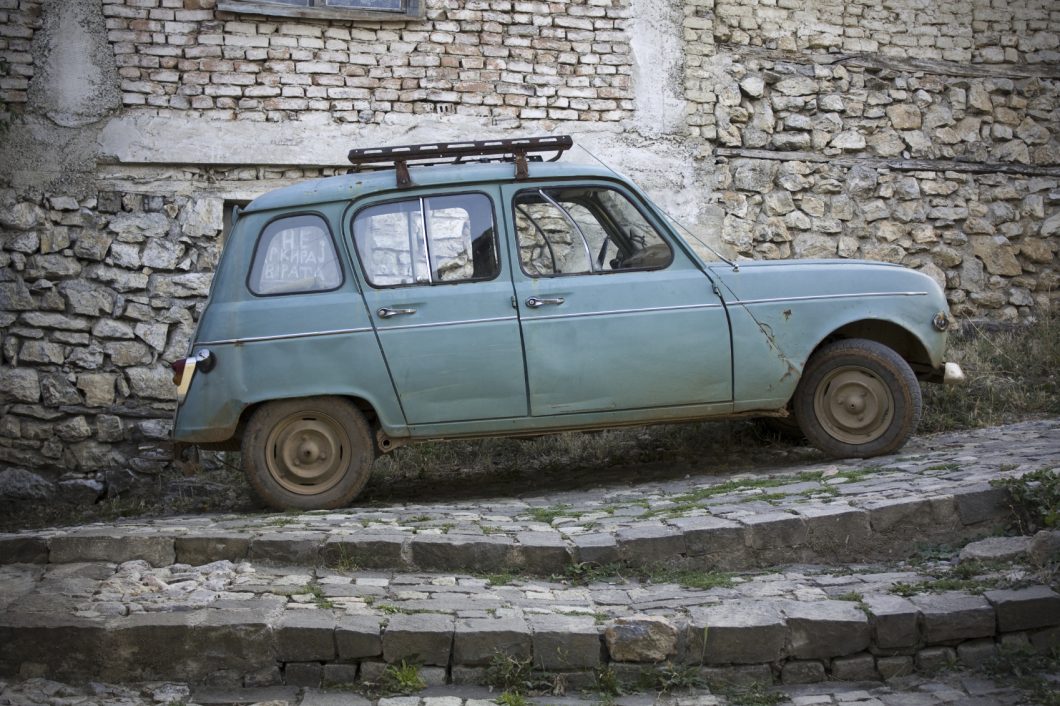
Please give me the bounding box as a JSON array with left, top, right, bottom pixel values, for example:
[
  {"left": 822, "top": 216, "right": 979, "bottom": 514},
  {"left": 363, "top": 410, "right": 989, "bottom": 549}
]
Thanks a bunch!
[{"left": 783, "top": 309, "right": 792, "bottom": 320}]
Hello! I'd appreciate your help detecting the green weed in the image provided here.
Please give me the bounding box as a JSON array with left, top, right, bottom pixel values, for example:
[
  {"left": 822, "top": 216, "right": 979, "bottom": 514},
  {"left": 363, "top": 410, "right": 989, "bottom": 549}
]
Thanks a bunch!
[
  {"left": 380, "top": 660, "right": 425, "bottom": 695},
  {"left": 993, "top": 467, "right": 1060, "bottom": 534}
]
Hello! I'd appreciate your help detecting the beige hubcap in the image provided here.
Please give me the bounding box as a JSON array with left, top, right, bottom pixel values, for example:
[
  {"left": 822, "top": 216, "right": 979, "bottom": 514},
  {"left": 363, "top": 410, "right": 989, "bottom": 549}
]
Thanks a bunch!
[
  {"left": 813, "top": 366, "right": 894, "bottom": 444},
  {"left": 265, "top": 412, "right": 348, "bottom": 495}
]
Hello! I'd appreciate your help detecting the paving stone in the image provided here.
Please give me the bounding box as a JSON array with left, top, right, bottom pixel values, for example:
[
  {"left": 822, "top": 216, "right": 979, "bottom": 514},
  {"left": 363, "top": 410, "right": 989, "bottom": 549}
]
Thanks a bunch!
[
  {"left": 911, "top": 593, "right": 995, "bottom": 643},
  {"left": 320, "top": 664, "right": 360, "bottom": 688},
  {"left": 956, "top": 638, "right": 997, "bottom": 667},
  {"left": 781, "top": 659, "right": 826, "bottom": 684},
  {"left": 101, "top": 610, "right": 274, "bottom": 681},
  {"left": 915, "top": 646, "right": 957, "bottom": 672},
  {"left": 410, "top": 534, "right": 514, "bottom": 572},
  {"left": 276, "top": 611, "right": 336, "bottom": 662},
  {"left": 699, "top": 663, "right": 774, "bottom": 689},
  {"left": 876, "top": 655, "right": 914, "bottom": 680},
  {"left": 381, "top": 613, "right": 454, "bottom": 667},
  {"left": 616, "top": 525, "right": 686, "bottom": 566},
  {"left": 782, "top": 600, "right": 870, "bottom": 659},
  {"left": 192, "top": 687, "right": 299, "bottom": 704},
  {"left": 671, "top": 516, "right": 746, "bottom": 567},
  {"left": 984, "top": 585, "right": 1060, "bottom": 632},
  {"left": 687, "top": 601, "right": 787, "bottom": 664},
  {"left": 335, "top": 615, "right": 383, "bottom": 659},
  {"left": 243, "top": 665, "right": 282, "bottom": 687},
  {"left": 302, "top": 687, "right": 370, "bottom": 706},
  {"left": 248, "top": 533, "right": 322, "bottom": 565},
  {"left": 953, "top": 484, "right": 1009, "bottom": 526},
  {"left": 1029, "top": 624, "right": 1060, "bottom": 651},
  {"left": 453, "top": 616, "right": 531, "bottom": 666},
  {"left": 516, "top": 531, "right": 572, "bottom": 574},
  {"left": 323, "top": 533, "right": 407, "bottom": 570},
  {"left": 571, "top": 533, "right": 620, "bottom": 565},
  {"left": 862, "top": 594, "right": 920, "bottom": 650},
  {"left": 0, "top": 613, "right": 105, "bottom": 678},
  {"left": 742, "top": 513, "right": 807, "bottom": 551},
  {"left": 797, "top": 504, "right": 872, "bottom": 557},
  {"left": 529, "top": 614, "right": 602, "bottom": 670},
  {"left": 284, "top": 661, "right": 322, "bottom": 687},
  {"left": 830, "top": 652, "right": 878, "bottom": 680},
  {"left": 604, "top": 615, "right": 677, "bottom": 663},
  {"left": 0, "top": 536, "right": 48, "bottom": 564},
  {"left": 174, "top": 534, "right": 251, "bottom": 565},
  {"left": 49, "top": 533, "right": 175, "bottom": 567}
]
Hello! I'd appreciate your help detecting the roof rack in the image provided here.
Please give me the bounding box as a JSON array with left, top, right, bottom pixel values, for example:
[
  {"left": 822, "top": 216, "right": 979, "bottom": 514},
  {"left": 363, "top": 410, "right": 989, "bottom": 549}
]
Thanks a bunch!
[{"left": 347, "top": 135, "right": 573, "bottom": 187}]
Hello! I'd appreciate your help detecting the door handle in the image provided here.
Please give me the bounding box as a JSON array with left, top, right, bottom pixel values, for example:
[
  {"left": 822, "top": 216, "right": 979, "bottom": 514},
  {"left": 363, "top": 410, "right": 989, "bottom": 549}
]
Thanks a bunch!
[
  {"left": 377, "top": 307, "right": 417, "bottom": 319},
  {"left": 525, "top": 297, "right": 565, "bottom": 308}
]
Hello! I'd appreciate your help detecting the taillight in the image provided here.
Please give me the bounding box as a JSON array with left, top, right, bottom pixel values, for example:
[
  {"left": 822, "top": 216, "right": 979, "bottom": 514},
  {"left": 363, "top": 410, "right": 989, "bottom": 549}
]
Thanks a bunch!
[{"left": 171, "top": 358, "right": 188, "bottom": 386}]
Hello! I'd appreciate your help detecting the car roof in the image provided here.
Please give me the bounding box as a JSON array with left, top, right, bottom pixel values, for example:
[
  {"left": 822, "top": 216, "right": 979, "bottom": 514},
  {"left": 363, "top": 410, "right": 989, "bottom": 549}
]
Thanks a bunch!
[{"left": 243, "top": 162, "right": 622, "bottom": 213}]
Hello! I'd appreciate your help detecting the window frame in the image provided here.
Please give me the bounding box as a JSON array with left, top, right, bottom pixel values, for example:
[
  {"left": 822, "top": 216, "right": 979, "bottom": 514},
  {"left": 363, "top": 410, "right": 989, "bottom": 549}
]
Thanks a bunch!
[
  {"left": 350, "top": 191, "right": 503, "bottom": 290},
  {"left": 512, "top": 184, "right": 676, "bottom": 280},
  {"left": 246, "top": 211, "right": 345, "bottom": 298},
  {"left": 217, "top": 0, "right": 423, "bottom": 21}
]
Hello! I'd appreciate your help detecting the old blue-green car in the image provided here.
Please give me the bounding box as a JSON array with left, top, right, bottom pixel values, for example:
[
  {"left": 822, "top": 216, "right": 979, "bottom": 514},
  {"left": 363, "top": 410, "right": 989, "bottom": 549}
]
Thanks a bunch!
[{"left": 172, "top": 136, "right": 965, "bottom": 510}]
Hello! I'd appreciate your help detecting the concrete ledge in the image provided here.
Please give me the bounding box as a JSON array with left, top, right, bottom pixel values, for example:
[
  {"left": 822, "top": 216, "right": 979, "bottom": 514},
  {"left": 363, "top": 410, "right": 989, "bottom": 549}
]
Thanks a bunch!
[
  {"left": 0, "top": 488, "right": 1011, "bottom": 574},
  {"left": 2, "top": 583, "right": 1058, "bottom": 687}
]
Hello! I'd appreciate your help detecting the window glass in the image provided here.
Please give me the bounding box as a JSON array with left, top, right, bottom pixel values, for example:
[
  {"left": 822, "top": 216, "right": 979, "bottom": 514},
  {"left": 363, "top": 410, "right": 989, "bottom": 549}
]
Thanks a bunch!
[
  {"left": 354, "top": 193, "right": 499, "bottom": 287},
  {"left": 514, "top": 187, "right": 673, "bottom": 277},
  {"left": 249, "top": 215, "right": 342, "bottom": 295}
]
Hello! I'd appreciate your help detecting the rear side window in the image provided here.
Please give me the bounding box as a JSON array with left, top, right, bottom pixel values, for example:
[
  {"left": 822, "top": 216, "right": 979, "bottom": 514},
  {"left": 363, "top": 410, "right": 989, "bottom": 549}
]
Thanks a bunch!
[
  {"left": 353, "top": 193, "right": 499, "bottom": 287},
  {"left": 248, "top": 214, "right": 343, "bottom": 295}
]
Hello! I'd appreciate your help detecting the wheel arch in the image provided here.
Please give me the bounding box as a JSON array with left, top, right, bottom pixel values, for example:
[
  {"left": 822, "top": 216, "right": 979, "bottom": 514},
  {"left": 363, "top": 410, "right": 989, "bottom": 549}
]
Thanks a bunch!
[
  {"left": 196, "top": 393, "right": 383, "bottom": 452},
  {"left": 806, "top": 318, "right": 934, "bottom": 376}
]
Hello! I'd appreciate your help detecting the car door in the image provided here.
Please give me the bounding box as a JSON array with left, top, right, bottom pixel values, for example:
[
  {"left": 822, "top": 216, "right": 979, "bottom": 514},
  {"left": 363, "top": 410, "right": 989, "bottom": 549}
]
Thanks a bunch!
[
  {"left": 503, "top": 181, "right": 732, "bottom": 416},
  {"left": 350, "top": 186, "right": 528, "bottom": 424}
]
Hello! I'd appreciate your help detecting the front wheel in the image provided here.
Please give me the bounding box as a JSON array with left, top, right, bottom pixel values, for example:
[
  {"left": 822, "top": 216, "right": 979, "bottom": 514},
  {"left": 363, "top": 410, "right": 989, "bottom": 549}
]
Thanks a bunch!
[
  {"left": 242, "top": 396, "right": 375, "bottom": 510},
  {"left": 794, "top": 339, "right": 921, "bottom": 458}
]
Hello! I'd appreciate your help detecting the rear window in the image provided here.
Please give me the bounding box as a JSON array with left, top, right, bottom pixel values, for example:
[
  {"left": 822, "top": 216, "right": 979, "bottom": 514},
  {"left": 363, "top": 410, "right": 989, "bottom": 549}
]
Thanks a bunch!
[{"left": 248, "top": 214, "right": 343, "bottom": 295}]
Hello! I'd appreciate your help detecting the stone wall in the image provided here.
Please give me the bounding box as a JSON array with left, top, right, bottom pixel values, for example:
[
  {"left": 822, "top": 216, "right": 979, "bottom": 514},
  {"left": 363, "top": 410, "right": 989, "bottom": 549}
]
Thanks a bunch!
[
  {"left": 714, "top": 0, "right": 1060, "bottom": 64},
  {"left": 0, "top": 0, "right": 1058, "bottom": 502},
  {"left": 105, "top": 0, "right": 633, "bottom": 123}
]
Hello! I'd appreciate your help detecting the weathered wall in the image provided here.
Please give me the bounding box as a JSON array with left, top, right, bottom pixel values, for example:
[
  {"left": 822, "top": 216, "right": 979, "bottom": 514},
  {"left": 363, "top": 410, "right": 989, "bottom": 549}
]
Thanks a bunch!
[{"left": 0, "top": 0, "right": 1058, "bottom": 503}]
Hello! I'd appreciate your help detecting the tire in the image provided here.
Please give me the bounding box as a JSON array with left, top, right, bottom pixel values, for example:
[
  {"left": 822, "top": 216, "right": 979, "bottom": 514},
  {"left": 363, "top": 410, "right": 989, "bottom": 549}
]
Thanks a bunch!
[
  {"left": 242, "top": 396, "right": 375, "bottom": 510},
  {"left": 794, "top": 338, "right": 921, "bottom": 458}
]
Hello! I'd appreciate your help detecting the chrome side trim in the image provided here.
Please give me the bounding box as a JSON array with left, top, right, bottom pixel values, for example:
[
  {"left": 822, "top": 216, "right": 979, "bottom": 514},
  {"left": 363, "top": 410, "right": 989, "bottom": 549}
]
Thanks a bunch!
[
  {"left": 526, "top": 302, "right": 724, "bottom": 321},
  {"left": 738, "top": 291, "right": 928, "bottom": 306},
  {"left": 197, "top": 327, "right": 373, "bottom": 346},
  {"left": 380, "top": 315, "right": 518, "bottom": 331}
]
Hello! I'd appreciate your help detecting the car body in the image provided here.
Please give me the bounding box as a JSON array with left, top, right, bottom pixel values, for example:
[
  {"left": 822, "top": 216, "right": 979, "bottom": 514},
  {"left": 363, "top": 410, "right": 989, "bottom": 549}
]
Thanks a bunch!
[{"left": 172, "top": 137, "right": 964, "bottom": 509}]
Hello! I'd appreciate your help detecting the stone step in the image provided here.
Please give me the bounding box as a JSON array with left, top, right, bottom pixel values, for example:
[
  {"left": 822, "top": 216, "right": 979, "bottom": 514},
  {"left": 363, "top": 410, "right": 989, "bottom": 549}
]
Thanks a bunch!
[
  {"left": 2, "top": 555, "right": 1058, "bottom": 691},
  {"left": 5, "top": 420, "right": 1055, "bottom": 574}
]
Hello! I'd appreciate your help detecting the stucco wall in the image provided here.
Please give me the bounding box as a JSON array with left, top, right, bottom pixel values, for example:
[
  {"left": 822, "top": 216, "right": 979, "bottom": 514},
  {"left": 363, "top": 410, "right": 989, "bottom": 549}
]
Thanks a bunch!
[{"left": 0, "top": 0, "right": 1057, "bottom": 502}]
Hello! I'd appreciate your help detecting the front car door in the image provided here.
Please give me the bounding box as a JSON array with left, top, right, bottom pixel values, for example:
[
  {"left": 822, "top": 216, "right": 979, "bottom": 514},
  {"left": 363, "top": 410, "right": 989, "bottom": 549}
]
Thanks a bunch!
[
  {"left": 350, "top": 186, "right": 528, "bottom": 425},
  {"left": 503, "top": 180, "right": 732, "bottom": 416}
]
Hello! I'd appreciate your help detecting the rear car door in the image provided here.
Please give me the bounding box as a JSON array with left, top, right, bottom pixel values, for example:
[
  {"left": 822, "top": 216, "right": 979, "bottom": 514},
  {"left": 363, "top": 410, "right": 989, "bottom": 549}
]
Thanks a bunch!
[
  {"left": 503, "top": 181, "right": 732, "bottom": 416},
  {"left": 350, "top": 186, "right": 528, "bottom": 424}
]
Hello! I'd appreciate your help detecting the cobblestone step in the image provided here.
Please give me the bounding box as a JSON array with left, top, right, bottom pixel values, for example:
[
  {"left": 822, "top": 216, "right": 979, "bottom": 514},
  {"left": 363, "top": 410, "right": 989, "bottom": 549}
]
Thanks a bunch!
[
  {"left": 0, "top": 674, "right": 1049, "bottom": 706},
  {"left": 2, "top": 553, "right": 1058, "bottom": 690},
  {"left": 3, "top": 421, "right": 1057, "bottom": 575}
]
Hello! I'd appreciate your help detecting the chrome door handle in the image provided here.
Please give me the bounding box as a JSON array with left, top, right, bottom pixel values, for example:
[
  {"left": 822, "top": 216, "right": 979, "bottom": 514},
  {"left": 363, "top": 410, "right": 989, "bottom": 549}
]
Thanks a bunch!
[
  {"left": 377, "top": 307, "right": 417, "bottom": 319},
  {"left": 526, "top": 297, "right": 565, "bottom": 308}
]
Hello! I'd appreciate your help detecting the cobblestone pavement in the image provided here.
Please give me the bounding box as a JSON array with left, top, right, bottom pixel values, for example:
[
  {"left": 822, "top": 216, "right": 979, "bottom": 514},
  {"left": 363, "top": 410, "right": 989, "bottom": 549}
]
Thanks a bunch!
[
  {"left": 0, "top": 673, "right": 1053, "bottom": 706},
  {"left": 4, "top": 419, "right": 1057, "bottom": 575}
]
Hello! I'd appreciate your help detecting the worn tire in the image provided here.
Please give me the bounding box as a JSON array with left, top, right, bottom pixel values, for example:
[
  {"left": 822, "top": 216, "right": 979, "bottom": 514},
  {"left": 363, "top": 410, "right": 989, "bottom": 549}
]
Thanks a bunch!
[
  {"left": 242, "top": 396, "right": 374, "bottom": 510},
  {"left": 794, "top": 338, "right": 921, "bottom": 458}
]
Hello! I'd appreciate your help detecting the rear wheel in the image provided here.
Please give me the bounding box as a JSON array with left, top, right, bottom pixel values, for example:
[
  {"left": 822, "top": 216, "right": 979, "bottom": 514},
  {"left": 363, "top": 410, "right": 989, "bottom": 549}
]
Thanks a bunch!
[
  {"left": 242, "top": 396, "right": 374, "bottom": 510},
  {"left": 794, "top": 339, "right": 921, "bottom": 458}
]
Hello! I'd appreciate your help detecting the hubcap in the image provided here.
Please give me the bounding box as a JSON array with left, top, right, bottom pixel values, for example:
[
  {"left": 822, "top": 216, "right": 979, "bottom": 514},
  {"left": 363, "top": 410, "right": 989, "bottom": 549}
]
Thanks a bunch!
[
  {"left": 813, "top": 366, "right": 894, "bottom": 445},
  {"left": 265, "top": 411, "right": 348, "bottom": 495}
]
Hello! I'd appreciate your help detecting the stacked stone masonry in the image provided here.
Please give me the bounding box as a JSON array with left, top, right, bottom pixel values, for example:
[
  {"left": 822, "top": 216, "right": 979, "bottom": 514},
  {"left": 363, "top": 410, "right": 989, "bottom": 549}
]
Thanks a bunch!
[
  {"left": 0, "top": 0, "right": 1058, "bottom": 494},
  {"left": 100, "top": 0, "right": 634, "bottom": 123}
]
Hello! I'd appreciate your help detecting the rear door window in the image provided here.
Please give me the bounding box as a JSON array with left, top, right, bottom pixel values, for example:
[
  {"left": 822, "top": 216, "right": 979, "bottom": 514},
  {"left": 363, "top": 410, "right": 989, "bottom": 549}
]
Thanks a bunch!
[{"left": 353, "top": 193, "right": 499, "bottom": 287}]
